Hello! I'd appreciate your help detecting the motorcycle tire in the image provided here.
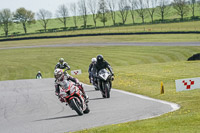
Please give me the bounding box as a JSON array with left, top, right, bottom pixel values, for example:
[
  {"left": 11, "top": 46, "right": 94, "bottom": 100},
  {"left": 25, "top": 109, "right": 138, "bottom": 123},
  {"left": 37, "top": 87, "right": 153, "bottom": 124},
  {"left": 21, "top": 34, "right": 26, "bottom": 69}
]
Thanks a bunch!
[
  {"left": 104, "top": 82, "right": 110, "bottom": 98},
  {"left": 100, "top": 83, "right": 106, "bottom": 98},
  {"left": 94, "top": 86, "right": 100, "bottom": 91},
  {"left": 70, "top": 98, "right": 84, "bottom": 116}
]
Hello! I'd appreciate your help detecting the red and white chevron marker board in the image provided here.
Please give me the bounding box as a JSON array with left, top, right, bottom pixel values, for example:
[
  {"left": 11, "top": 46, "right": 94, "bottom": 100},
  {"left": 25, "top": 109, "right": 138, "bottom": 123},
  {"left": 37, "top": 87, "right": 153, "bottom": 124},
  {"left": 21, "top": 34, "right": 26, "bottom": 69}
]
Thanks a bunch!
[
  {"left": 175, "top": 77, "right": 200, "bottom": 92},
  {"left": 71, "top": 70, "right": 82, "bottom": 75}
]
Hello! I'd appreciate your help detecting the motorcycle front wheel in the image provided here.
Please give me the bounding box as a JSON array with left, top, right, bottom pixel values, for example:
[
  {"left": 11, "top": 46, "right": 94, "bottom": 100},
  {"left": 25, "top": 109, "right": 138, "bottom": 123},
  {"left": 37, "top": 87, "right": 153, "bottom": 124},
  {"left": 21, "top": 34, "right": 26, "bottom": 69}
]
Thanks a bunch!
[
  {"left": 70, "top": 98, "right": 84, "bottom": 116},
  {"left": 104, "top": 82, "right": 110, "bottom": 98}
]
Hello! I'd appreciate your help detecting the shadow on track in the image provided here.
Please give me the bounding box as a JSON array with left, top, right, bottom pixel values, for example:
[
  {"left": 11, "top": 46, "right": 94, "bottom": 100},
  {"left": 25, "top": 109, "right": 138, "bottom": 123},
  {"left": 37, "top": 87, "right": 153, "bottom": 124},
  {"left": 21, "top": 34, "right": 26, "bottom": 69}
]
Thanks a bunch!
[
  {"left": 85, "top": 89, "right": 97, "bottom": 92},
  {"left": 33, "top": 115, "right": 78, "bottom": 122},
  {"left": 89, "top": 97, "right": 105, "bottom": 101}
]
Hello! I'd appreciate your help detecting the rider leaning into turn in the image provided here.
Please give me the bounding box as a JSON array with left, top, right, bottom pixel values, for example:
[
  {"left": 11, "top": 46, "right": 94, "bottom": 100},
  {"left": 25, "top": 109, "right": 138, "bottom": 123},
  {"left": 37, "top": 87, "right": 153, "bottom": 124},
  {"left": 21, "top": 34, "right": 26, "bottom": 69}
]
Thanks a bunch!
[
  {"left": 54, "top": 68, "right": 88, "bottom": 102},
  {"left": 55, "top": 58, "right": 70, "bottom": 70},
  {"left": 88, "top": 57, "right": 97, "bottom": 83}
]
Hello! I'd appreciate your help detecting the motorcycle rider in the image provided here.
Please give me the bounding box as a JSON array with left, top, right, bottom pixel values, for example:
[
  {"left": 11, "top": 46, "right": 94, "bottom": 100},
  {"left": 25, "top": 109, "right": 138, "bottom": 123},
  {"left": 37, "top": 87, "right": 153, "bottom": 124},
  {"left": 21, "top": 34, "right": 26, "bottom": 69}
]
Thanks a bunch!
[
  {"left": 55, "top": 58, "right": 70, "bottom": 70},
  {"left": 93, "top": 55, "right": 114, "bottom": 87},
  {"left": 36, "top": 71, "right": 42, "bottom": 79},
  {"left": 54, "top": 68, "right": 88, "bottom": 102},
  {"left": 88, "top": 58, "right": 97, "bottom": 83}
]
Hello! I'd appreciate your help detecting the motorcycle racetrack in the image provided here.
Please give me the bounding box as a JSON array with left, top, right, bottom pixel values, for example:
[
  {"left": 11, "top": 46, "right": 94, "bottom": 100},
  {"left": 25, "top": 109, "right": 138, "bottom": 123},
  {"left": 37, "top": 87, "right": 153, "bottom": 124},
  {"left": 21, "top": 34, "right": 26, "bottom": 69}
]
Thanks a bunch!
[{"left": 0, "top": 78, "right": 179, "bottom": 133}]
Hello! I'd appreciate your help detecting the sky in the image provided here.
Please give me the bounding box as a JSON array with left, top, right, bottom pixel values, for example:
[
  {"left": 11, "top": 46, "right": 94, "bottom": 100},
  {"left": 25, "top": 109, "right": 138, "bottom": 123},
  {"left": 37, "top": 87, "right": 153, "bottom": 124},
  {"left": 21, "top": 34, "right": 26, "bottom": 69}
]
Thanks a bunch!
[
  {"left": 1, "top": 0, "right": 174, "bottom": 18},
  {"left": 0, "top": 0, "right": 78, "bottom": 17}
]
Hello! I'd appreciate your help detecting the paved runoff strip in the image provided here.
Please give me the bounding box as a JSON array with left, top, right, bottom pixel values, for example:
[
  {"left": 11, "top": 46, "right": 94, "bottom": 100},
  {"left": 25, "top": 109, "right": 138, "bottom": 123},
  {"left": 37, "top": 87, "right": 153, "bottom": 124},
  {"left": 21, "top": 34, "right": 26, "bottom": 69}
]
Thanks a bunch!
[{"left": 0, "top": 42, "right": 200, "bottom": 50}]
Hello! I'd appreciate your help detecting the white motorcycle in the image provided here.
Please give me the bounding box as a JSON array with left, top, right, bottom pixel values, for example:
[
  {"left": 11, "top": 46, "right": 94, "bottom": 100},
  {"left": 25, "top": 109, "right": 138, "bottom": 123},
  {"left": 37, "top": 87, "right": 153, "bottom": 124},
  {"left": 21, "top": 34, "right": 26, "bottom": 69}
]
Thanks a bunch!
[
  {"left": 97, "top": 69, "right": 113, "bottom": 98},
  {"left": 36, "top": 75, "right": 42, "bottom": 79}
]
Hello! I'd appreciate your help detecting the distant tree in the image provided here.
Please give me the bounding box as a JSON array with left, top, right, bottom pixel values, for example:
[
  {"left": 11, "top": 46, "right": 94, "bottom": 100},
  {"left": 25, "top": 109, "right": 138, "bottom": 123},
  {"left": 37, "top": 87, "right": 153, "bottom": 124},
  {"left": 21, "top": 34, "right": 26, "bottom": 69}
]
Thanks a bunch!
[
  {"left": 70, "top": 3, "right": 78, "bottom": 27},
  {"left": 189, "top": 0, "right": 196, "bottom": 18},
  {"left": 146, "top": 0, "right": 158, "bottom": 23},
  {"left": 37, "top": 9, "right": 52, "bottom": 32},
  {"left": 88, "top": 0, "right": 98, "bottom": 28},
  {"left": 0, "top": 9, "right": 13, "bottom": 36},
  {"left": 13, "top": 8, "right": 35, "bottom": 34},
  {"left": 135, "top": 0, "right": 147, "bottom": 23},
  {"left": 129, "top": 0, "right": 136, "bottom": 24},
  {"left": 118, "top": 0, "right": 129, "bottom": 25},
  {"left": 56, "top": 4, "right": 69, "bottom": 28},
  {"left": 107, "top": 0, "right": 117, "bottom": 25},
  {"left": 78, "top": 0, "right": 88, "bottom": 28},
  {"left": 172, "top": 0, "right": 190, "bottom": 20},
  {"left": 98, "top": 0, "right": 109, "bottom": 27},
  {"left": 157, "top": 0, "right": 171, "bottom": 21}
]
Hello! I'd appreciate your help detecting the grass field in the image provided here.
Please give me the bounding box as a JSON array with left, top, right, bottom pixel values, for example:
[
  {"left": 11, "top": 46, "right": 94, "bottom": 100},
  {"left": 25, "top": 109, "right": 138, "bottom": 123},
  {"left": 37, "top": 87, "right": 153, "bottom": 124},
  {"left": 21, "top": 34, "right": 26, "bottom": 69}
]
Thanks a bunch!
[
  {"left": 1, "top": 4, "right": 200, "bottom": 38},
  {"left": 0, "top": 44, "right": 200, "bottom": 133},
  {"left": 2, "top": 20, "right": 200, "bottom": 40}
]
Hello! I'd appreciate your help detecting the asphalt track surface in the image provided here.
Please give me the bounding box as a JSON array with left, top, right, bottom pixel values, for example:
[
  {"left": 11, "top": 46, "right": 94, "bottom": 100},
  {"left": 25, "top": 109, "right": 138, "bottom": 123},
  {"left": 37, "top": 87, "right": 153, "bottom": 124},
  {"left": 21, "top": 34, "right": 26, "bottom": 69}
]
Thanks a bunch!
[
  {"left": 0, "top": 42, "right": 200, "bottom": 50},
  {"left": 0, "top": 78, "right": 179, "bottom": 133}
]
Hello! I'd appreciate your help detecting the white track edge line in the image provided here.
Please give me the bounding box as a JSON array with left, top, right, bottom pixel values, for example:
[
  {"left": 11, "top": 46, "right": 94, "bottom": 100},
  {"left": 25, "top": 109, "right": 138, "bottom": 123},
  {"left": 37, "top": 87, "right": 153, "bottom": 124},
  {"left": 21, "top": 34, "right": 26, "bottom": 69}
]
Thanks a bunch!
[
  {"left": 112, "top": 88, "right": 180, "bottom": 112},
  {"left": 85, "top": 84, "right": 180, "bottom": 113}
]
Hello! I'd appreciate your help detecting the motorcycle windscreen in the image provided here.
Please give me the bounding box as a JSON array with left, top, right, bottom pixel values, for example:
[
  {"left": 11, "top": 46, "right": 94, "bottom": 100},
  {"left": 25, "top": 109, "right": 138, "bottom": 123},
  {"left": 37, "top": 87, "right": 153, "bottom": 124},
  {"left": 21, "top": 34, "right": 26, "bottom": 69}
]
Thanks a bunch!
[{"left": 98, "top": 69, "right": 110, "bottom": 81}]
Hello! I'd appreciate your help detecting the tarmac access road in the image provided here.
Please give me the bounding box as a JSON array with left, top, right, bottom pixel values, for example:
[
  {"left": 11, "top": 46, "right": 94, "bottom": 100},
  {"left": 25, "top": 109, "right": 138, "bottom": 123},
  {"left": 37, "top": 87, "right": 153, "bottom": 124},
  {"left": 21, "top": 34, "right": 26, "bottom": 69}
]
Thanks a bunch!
[
  {"left": 0, "top": 42, "right": 200, "bottom": 50},
  {"left": 0, "top": 78, "right": 179, "bottom": 133}
]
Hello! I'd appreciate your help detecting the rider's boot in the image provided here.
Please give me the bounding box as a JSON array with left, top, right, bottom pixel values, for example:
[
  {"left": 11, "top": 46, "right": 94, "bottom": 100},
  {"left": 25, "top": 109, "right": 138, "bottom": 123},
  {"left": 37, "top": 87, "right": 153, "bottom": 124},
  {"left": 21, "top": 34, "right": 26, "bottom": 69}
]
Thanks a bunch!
[
  {"left": 84, "top": 94, "right": 89, "bottom": 103},
  {"left": 77, "top": 83, "right": 89, "bottom": 103}
]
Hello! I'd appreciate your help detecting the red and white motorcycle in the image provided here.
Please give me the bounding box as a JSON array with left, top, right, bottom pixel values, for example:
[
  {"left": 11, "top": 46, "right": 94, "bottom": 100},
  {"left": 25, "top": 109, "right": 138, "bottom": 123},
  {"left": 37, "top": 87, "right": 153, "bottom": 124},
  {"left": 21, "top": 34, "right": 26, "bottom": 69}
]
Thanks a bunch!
[{"left": 59, "top": 80, "right": 90, "bottom": 116}]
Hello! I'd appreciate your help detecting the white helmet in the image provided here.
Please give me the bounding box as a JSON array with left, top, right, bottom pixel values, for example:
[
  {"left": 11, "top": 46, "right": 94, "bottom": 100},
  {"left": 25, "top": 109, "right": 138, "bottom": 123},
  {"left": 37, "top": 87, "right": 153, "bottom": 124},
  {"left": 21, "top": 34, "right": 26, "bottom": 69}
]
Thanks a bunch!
[
  {"left": 54, "top": 69, "right": 63, "bottom": 80},
  {"left": 91, "top": 58, "right": 97, "bottom": 63}
]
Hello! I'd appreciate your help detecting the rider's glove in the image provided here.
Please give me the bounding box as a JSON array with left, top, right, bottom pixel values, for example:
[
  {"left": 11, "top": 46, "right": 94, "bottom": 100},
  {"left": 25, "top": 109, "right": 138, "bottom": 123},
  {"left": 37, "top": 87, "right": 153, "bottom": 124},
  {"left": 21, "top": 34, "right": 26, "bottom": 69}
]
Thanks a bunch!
[{"left": 59, "top": 97, "right": 65, "bottom": 103}]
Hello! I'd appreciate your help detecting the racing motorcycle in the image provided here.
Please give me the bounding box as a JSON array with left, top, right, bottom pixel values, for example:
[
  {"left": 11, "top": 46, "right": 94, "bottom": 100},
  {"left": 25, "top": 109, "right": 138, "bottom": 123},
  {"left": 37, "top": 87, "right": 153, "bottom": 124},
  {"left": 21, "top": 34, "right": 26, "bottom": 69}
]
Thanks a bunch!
[
  {"left": 36, "top": 75, "right": 42, "bottom": 79},
  {"left": 96, "top": 69, "right": 113, "bottom": 98},
  {"left": 90, "top": 76, "right": 99, "bottom": 91},
  {"left": 59, "top": 80, "right": 90, "bottom": 116}
]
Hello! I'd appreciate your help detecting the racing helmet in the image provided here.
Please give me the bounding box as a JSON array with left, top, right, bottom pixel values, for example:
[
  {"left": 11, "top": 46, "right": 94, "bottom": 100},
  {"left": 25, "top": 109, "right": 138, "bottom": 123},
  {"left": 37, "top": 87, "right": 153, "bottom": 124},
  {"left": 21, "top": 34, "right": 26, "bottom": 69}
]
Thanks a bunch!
[
  {"left": 59, "top": 58, "right": 64, "bottom": 64},
  {"left": 54, "top": 69, "right": 63, "bottom": 80},
  {"left": 91, "top": 58, "right": 97, "bottom": 63},
  {"left": 97, "top": 55, "right": 103, "bottom": 63}
]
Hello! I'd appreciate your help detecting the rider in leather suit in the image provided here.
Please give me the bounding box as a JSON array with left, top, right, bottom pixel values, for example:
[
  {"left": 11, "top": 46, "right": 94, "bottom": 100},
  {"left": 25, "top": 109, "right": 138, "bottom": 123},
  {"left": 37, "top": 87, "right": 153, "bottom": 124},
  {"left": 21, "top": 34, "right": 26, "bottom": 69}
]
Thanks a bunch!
[
  {"left": 88, "top": 58, "right": 97, "bottom": 83},
  {"left": 54, "top": 69, "right": 88, "bottom": 102},
  {"left": 55, "top": 58, "right": 70, "bottom": 70},
  {"left": 93, "top": 55, "right": 114, "bottom": 77},
  {"left": 92, "top": 55, "right": 114, "bottom": 87},
  {"left": 36, "top": 71, "right": 42, "bottom": 79}
]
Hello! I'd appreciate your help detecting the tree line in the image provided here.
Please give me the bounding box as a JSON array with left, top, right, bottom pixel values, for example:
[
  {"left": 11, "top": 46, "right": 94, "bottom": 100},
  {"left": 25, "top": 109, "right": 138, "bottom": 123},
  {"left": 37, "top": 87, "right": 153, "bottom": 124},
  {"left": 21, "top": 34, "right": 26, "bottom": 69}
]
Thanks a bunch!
[{"left": 0, "top": 0, "right": 199, "bottom": 37}]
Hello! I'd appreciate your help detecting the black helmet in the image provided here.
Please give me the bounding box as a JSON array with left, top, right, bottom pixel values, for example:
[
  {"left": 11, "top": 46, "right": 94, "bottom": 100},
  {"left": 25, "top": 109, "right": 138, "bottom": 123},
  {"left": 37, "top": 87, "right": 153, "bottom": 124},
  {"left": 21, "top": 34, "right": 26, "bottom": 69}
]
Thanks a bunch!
[{"left": 97, "top": 55, "right": 103, "bottom": 63}]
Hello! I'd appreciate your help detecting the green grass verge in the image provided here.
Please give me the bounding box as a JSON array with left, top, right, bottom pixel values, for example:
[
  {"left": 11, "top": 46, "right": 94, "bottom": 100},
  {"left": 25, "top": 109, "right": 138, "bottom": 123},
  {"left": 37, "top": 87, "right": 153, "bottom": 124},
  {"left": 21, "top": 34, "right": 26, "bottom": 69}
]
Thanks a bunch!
[
  {"left": 1, "top": 45, "right": 200, "bottom": 132},
  {"left": 2, "top": 21, "right": 200, "bottom": 40}
]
